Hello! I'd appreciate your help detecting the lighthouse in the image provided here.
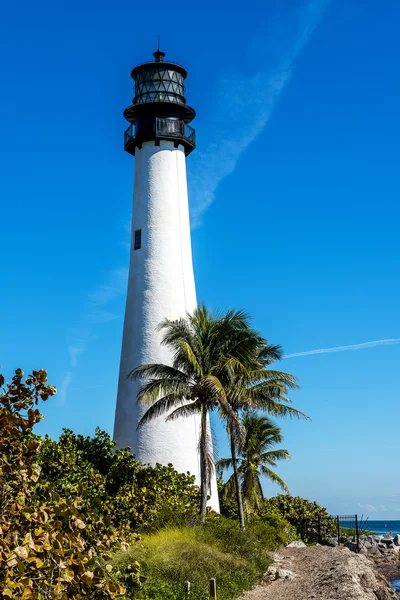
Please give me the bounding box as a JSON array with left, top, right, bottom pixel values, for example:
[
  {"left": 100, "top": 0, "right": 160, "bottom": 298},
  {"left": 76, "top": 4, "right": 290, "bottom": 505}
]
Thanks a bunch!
[{"left": 113, "top": 48, "right": 219, "bottom": 511}]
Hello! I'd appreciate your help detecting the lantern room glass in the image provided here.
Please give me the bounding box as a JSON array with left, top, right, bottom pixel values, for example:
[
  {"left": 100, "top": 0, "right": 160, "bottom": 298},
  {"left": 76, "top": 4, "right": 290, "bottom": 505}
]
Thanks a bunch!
[{"left": 134, "top": 67, "right": 185, "bottom": 106}]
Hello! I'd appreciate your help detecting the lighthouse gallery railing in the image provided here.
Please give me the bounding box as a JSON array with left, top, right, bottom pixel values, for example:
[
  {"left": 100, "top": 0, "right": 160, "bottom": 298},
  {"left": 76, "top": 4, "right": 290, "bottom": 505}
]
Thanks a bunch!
[{"left": 124, "top": 119, "right": 196, "bottom": 149}]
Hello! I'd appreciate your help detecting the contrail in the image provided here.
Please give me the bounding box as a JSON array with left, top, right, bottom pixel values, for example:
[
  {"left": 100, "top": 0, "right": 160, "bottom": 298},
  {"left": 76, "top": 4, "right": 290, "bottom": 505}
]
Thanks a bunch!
[
  {"left": 188, "top": 0, "right": 330, "bottom": 226},
  {"left": 284, "top": 338, "right": 400, "bottom": 359}
]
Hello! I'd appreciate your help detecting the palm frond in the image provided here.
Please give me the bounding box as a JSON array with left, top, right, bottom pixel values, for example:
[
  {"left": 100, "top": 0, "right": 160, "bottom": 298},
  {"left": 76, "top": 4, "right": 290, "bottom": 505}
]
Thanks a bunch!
[
  {"left": 128, "top": 363, "right": 188, "bottom": 382},
  {"left": 170, "top": 339, "right": 202, "bottom": 377},
  {"left": 259, "top": 449, "right": 291, "bottom": 463},
  {"left": 202, "top": 375, "right": 227, "bottom": 406},
  {"left": 137, "top": 394, "right": 188, "bottom": 428},
  {"left": 257, "top": 400, "right": 310, "bottom": 420},
  {"left": 216, "top": 457, "right": 234, "bottom": 473},
  {"left": 220, "top": 473, "right": 237, "bottom": 502},
  {"left": 136, "top": 378, "right": 192, "bottom": 406},
  {"left": 165, "top": 401, "right": 201, "bottom": 421},
  {"left": 260, "top": 465, "right": 290, "bottom": 493}
]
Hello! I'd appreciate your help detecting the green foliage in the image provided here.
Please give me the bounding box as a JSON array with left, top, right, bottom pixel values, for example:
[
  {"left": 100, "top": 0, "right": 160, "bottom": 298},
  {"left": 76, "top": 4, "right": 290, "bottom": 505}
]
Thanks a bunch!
[
  {"left": 0, "top": 369, "right": 127, "bottom": 599},
  {"left": 265, "top": 494, "right": 336, "bottom": 541},
  {"left": 112, "top": 517, "right": 280, "bottom": 600},
  {"left": 258, "top": 504, "right": 298, "bottom": 542},
  {"left": 340, "top": 527, "right": 377, "bottom": 536},
  {"left": 0, "top": 368, "right": 200, "bottom": 599},
  {"left": 0, "top": 364, "right": 304, "bottom": 599},
  {"left": 38, "top": 429, "right": 200, "bottom": 534},
  {"left": 218, "top": 414, "right": 291, "bottom": 518},
  {"left": 217, "top": 475, "right": 239, "bottom": 520}
]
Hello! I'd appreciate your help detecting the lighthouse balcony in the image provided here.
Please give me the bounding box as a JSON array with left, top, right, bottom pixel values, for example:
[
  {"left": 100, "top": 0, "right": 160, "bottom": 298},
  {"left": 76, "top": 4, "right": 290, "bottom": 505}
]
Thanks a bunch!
[{"left": 124, "top": 118, "right": 196, "bottom": 156}]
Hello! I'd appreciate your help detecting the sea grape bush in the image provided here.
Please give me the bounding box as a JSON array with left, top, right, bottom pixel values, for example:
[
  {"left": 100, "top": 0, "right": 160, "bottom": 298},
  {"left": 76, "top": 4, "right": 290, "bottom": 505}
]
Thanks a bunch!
[
  {"left": 0, "top": 368, "right": 129, "bottom": 599},
  {"left": 0, "top": 368, "right": 201, "bottom": 599},
  {"left": 38, "top": 429, "right": 200, "bottom": 533},
  {"left": 264, "top": 494, "right": 336, "bottom": 541}
]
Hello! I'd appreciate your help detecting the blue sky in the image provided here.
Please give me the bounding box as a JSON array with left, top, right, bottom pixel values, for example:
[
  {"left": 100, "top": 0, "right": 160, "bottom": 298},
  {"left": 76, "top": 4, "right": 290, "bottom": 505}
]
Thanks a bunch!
[{"left": 1, "top": 0, "right": 400, "bottom": 519}]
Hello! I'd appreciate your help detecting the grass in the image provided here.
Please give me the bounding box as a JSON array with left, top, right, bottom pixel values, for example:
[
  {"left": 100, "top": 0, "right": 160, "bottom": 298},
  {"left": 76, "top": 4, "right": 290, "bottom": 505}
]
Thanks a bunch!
[
  {"left": 112, "top": 517, "right": 283, "bottom": 599},
  {"left": 340, "top": 527, "right": 377, "bottom": 537}
]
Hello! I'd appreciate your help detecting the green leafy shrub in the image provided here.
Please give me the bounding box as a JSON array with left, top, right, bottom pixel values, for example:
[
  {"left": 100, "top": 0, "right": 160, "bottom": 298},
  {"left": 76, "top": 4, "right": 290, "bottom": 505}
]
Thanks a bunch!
[
  {"left": 265, "top": 494, "right": 336, "bottom": 542},
  {"left": 258, "top": 503, "right": 298, "bottom": 542},
  {"left": 38, "top": 428, "right": 200, "bottom": 534},
  {"left": 0, "top": 367, "right": 295, "bottom": 599},
  {"left": 0, "top": 369, "right": 127, "bottom": 599}
]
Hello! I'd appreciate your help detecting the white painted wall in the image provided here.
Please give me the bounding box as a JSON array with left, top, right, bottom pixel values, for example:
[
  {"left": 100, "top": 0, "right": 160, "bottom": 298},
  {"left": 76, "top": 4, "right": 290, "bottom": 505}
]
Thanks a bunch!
[{"left": 114, "top": 140, "right": 219, "bottom": 511}]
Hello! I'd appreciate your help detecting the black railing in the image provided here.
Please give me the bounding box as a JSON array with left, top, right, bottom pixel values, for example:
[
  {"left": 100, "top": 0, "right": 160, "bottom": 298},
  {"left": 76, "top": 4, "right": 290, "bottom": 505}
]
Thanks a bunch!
[
  {"left": 155, "top": 118, "right": 196, "bottom": 146},
  {"left": 124, "top": 119, "right": 196, "bottom": 156},
  {"left": 124, "top": 123, "right": 136, "bottom": 147}
]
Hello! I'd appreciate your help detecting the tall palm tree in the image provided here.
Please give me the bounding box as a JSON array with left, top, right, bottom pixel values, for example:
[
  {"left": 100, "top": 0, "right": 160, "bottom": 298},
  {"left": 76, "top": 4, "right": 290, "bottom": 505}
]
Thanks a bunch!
[
  {"left": 218, "top": 413, "right": 291, "bottom": 516},
  {"left": 128, "top": 305, "right": 262, "bottom": 516}
]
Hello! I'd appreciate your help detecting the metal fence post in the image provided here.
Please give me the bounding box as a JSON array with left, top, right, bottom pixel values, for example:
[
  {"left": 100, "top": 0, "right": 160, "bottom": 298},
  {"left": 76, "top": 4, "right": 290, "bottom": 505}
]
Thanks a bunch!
[
  {"left": 185, "top": 581, "right": 190, "bottom": 597},
  {"left": 336, "top": 515, "right": 340, "bottom": 544},
  {"left": 210, "top": 578, "right": 217, "bottom": 599},
  {"left": 355, "top": 514, "right": 359, "bottom": 552}
]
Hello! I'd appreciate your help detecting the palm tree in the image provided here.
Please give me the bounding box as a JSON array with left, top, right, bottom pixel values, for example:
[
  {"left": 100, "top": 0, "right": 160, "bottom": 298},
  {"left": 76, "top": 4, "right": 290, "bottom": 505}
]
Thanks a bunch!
[
  {"left": 219, "top": 343, "right": 307, "bottom": 529},
  {"left": 128, "top": 305, "right": 262, "bottom": 517},
  {"left": 218, "top": 413, "right": 291, "bottom": 516}
]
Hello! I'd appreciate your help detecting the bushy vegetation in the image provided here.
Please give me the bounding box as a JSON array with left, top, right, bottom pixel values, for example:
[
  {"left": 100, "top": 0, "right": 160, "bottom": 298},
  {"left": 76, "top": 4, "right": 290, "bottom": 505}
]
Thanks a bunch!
[
  {"left": 38, "top": 428, "right": 200, "bottom": 534},
  {"left": 0, "top": 367, "right": 294, "bottom": 599},
  {"left": 0, "top": 369, "right": 127, "bottom": 599},
  {"left": 265, "top": 494, "right": 336, "bottom": 541},
  {"left": 113, "top": 515, "right": 290, "bottom": 600}
]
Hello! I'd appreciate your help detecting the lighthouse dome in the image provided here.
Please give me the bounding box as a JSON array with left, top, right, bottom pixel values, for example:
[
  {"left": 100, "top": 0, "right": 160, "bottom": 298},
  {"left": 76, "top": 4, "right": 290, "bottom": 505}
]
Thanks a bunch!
[{"left": 124, "top": 49, "right": 195, "bottom": 124}]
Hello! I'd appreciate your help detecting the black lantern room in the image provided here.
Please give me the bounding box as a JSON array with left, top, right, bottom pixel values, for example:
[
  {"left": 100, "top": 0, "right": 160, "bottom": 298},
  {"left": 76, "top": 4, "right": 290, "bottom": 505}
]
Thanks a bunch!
[{"left": 123, "top": 49, "right": 196, "bottom": 156}]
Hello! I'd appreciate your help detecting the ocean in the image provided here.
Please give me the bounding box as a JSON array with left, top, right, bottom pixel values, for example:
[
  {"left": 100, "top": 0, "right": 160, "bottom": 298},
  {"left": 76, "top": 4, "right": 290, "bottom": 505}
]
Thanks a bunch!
[{"left": 362, "top": 520, "right": 400, "bottom": 536}]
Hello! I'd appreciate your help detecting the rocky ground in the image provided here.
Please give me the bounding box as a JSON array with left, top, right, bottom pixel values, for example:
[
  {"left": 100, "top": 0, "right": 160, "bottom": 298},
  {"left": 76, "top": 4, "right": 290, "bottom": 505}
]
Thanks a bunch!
[
  {"left": 369, "top": 546, "right": 400, "bottom": 586},
  {"left": 238, "top": 545, "right": 397, "bottom": 600}
]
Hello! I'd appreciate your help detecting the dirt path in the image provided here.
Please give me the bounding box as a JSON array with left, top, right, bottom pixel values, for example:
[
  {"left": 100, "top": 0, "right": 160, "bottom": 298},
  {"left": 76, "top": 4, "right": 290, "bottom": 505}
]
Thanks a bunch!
[{"left": 238, "top": 546, "right": 396, "bottom": 600}]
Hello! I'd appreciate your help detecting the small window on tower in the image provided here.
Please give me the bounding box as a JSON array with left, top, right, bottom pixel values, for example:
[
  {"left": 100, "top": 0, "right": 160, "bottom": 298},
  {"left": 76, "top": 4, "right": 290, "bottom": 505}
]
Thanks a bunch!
[{"left": 134, "top": 229, "right": 142, "bottom": 250}]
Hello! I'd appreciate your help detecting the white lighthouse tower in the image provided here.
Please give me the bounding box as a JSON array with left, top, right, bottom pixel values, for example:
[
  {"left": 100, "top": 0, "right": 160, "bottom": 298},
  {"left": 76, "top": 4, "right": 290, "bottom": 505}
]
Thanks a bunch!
[{"left": 114, "top": 48, "right": 219, "bottom": 511}]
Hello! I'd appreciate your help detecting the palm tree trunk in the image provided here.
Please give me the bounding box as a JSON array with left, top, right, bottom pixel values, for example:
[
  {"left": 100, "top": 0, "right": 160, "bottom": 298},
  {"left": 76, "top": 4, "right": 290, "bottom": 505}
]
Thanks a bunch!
[
  {"left": 199, "top": 405, "right": 208, "bottom": 517},
  {"left": 230, "top": 434, "right": 245, "bottom": 530}
]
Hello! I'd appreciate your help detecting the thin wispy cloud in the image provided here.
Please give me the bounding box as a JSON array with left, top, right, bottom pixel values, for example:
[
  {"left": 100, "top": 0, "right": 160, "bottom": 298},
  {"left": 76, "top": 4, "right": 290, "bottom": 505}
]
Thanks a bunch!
[
  {"left": 284, "top": 338, "right": 400, "bottom": 359},
  {"left": 67, "top": 267, "right": 128, "bottom": 361},
  {"left": 58, "top": 371, "right": 72, "bottom": 406},
  {"left": 188, "top": 0, "right": 329, "bottom": 225},
  {"left": 61, "top": 222, "right": 129, "bottom": 404},
  {"left": 358, "top": 502, "right": 378, "bottom": 513}
]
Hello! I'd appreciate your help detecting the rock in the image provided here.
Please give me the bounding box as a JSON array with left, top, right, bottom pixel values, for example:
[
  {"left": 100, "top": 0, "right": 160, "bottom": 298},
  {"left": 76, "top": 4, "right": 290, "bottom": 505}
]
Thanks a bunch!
[
  {"left": 345, "top": 542, "right": 359, "bottom": 552},
  {"left": 329, "top": 537, "right": 338, "bottom": 546},
  {"left": 287, "top": 540, "right": 306, "bottom": 548},
  {"left": 366, "top": 536, "right": 375, "bottom": 543},
  {"left": 339, "top": 536, "right": 348, "bottom": 543},
  {"left": 267, "top": 566, "right": 277, "bottom": 580},
  {"left": 394, "top": 534, "right": 400, "bottom": 546},
  {"left": 363, "top": 541, "right": 373, "bottom": 550},
  {"left": 267, "top": 566, "right": 293, "bottom": 581},
  {"left": 383, "top": 532, "right": 394, "bottom": 540},
  {"left": 270, "top": 552, "right": 285, "bottom": 562},
  {"left": 277, "top": 569, "right": 293, "bottom": 580}
]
